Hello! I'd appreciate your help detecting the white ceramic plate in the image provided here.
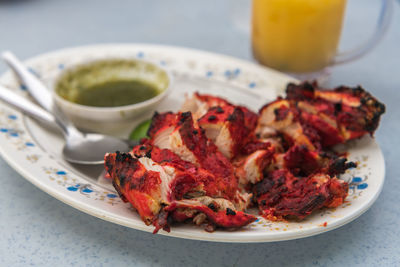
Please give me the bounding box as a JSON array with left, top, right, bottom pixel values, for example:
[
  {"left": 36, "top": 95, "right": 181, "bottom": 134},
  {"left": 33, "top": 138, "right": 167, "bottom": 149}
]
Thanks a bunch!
[{"left": 0, "top": 44, "right": 385, "bottom": 242}]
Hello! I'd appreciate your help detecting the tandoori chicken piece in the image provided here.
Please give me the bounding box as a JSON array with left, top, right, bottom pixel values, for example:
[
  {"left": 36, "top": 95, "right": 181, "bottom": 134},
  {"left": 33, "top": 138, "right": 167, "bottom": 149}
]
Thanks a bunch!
[
  {"left": 257, "top": 98, "right": 320, "bottom": 151},
  {"left": 233, "top": 148, "right": 274, "bottom": 186},
  {"left": 105, "top": 151, "right": 171, "bottom": 228},
  {"left": 187, "top": 94, "right": 276, "bottom": 182},
  {"left": 149, "top": 113, "right": 233, "bottom": 194},
  {"left": 105, "top": 145, "right": 256, "bottom": 233},
  {"left": 197, "top": 106, "right": 248, "bottom": 159},
  {"left": 167, "top": 198, "right": 256, "bottom": 232},
  {"left": 253, "top": 169, "right": 348, "bottom": 221},
  {"left": 181, "top": 92, "right": 259, "bottom": 132},
  {"left": 271, "top": 144, "right": 356, "bottom": 177},
  {"left": 147, "top": 111, "right": 253, "bottom": 210},
  {"left": 258, "top": 82, "right": 385, "bottom": 149},
  {"left": 131, "top": 143, "right": 247, "bottom": 204}
]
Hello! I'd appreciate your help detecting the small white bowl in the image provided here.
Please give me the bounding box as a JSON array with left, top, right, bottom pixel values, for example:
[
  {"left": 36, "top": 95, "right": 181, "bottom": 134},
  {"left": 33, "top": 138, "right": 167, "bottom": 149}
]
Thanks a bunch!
[{"left": 52, "top": 58, "right": 172, "bottom": 136}]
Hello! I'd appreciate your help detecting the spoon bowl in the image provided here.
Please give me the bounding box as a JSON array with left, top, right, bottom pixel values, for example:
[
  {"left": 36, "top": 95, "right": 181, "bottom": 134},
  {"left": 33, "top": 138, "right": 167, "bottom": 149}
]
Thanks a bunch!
[{"left": 63, "top": 133, "right": 132, "bottom": 165}]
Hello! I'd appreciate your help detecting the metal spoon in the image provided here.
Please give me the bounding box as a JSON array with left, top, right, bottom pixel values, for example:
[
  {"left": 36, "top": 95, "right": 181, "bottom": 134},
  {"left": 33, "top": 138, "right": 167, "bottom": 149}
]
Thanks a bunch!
[{"left": 1, "top": 51, "right": 136, "bottom": 165}]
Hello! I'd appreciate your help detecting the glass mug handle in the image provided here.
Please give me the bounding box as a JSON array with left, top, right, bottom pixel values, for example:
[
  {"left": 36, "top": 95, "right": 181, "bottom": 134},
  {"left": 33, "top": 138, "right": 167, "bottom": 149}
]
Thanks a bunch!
[{"left": 333, "top": 0, "right": 395, "bottom": 65}]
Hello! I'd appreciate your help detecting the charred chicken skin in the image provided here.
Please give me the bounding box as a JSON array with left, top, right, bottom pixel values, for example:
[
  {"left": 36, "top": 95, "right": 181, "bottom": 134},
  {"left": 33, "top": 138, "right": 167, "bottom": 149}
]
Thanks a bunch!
[
  {"left": 258, "top": 81, "right": 385, "bottom": 149},
  {"left": 105, "top": 145, "right": 256, "bottom": 233},
  {"left": 104, "top": 82, "right": 385, "bottom": 232},
  {"left": 253, "top": 170, "right": 348, "bottom": 220}
]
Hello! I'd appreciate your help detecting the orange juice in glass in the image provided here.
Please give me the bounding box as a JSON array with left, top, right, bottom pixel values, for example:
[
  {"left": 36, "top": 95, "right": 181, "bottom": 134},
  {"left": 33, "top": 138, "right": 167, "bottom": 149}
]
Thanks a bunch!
[{"left": 251, "top": 0, "right": 394, "bottom": 79}]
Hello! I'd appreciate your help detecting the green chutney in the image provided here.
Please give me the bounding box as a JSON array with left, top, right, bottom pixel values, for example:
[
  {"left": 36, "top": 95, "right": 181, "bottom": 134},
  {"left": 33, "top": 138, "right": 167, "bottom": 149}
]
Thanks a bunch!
[
  {"left": 72, "top": 80, "right": 159, "bottom": 107},
  {"left": 55, "top": 59, "right": 168, "bottom": 108}
]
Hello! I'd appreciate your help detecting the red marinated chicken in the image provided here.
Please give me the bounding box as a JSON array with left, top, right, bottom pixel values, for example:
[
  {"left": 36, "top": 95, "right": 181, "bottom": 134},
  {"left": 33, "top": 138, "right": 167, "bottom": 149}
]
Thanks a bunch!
[
  {"left": 104, "top": 82, "right": 385, "bottom": 233},
  {"left": 181, "top": 92, "right": 258, "bottom": 132},
  {"left": 257, "top": 81, "right": 385, "bottom": 149},
  {"left": 147, "top": 112, "right": 250, "bottom": 206},
  {"left": 253, "top": 170, "right": 348, "bottom": 220},
  {"left": 197, "top": 106, "right": 248, "bottom": 159},
  {"left": 105, "top": 145, "right": 256, "bottom": 233},
  {"left": 254, "top": 82, "right": 384, "bottom": 220}
]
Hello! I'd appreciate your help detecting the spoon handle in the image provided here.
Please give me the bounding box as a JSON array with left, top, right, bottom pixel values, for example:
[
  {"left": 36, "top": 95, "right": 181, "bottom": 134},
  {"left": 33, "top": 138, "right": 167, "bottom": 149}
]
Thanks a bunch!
[
  {"left": 2, "top": 51, "right": 82, "bottom": 138},
  {"left": 0, "top": 85, "right": 56, "bottom": 125},
  {"left": 2, "top": 51, "right": 53, "bottom": 111}
]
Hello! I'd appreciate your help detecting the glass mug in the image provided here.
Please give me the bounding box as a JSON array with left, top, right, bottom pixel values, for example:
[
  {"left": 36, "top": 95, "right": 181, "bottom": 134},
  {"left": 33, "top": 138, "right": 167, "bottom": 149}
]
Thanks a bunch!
[{"left": 251, "top": 0, "right": 394, "bottom": 81}]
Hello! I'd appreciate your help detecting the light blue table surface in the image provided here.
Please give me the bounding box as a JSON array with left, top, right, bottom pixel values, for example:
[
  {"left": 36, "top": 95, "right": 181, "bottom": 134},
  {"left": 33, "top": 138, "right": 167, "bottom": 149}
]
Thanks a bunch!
[{"left": 0, "top": 0, "right": 399, "bottom": 266}]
